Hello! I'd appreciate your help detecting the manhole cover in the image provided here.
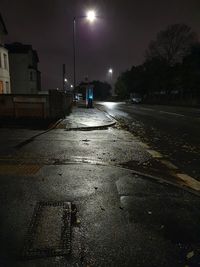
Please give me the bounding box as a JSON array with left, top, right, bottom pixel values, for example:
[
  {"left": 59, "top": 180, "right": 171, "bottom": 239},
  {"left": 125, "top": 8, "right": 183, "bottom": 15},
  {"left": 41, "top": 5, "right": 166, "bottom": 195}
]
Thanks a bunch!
[{"left": 22, "top": 201, "right": 71, "bottom": 259}]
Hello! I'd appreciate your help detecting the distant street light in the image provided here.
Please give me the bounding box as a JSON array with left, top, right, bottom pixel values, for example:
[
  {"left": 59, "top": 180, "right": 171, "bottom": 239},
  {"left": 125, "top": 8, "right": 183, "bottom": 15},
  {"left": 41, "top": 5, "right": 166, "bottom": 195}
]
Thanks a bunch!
[
  {"left": 108, "top": 68, "right": 114, "bottom": 96},
  {"left": 70, "top": 84, "right": 73, "bottom": 88},
  {"left": 108, "top": 68, "right": 113, "bottom": 81},
  {"left": 63, "top": 78, "right": 68, "bottom": 91},
  {"left": 73, "top": 10, "right": 97, "bottom": 92},
  {"left": 109, "top": 68, "right": 113, "bottom": 74}
]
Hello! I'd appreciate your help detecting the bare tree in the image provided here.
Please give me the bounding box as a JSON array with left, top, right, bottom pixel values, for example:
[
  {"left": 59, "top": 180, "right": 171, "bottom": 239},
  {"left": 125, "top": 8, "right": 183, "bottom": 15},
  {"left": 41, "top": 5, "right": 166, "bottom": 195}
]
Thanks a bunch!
[{"left": 145, "top": 24, "right": 198, "bottom": 66}]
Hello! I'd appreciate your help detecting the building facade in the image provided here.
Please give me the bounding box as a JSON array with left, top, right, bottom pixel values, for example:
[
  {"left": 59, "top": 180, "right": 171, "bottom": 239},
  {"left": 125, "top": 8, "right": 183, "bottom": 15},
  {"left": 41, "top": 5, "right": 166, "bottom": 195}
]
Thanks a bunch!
[
  {"left": 6, "top": 42, "right": 41, "bottom": 94},
  {"left": 0, "top": 14, "right": 11, "bottom": 94}
]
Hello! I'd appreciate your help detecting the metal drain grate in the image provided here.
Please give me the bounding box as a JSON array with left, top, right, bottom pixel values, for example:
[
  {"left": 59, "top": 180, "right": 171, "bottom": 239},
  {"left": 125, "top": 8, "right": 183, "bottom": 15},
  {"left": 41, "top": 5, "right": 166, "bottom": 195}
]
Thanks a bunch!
[{"left": 22, "top": 201, "right": 71, "bottom": 259}]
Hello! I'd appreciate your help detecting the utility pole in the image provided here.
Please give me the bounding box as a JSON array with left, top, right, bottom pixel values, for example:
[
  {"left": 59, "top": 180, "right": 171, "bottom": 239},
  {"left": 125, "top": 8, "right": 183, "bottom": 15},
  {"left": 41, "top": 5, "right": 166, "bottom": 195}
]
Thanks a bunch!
[
  {"left": 73, "top": 17, "right": 76, "bottom": 94},
  {"left": 63, "top": 64, "right": 66, "bottom": 91}
]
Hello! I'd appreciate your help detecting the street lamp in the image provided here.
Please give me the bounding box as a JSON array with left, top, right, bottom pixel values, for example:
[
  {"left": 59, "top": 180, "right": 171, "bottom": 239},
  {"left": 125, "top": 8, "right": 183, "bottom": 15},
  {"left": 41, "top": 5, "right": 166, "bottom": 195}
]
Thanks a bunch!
[
  {"left": 86, "top": 10, "right": 96, "bottom": 22},
  {"left": 108, "top": 68, "right": 113, "bottom": 80},
  {"left": 73, "top": 10, "right": 97, "bottom": 93},
  {"left": 108, "top": 68, "right": 114, "bottom": 96},
  {"left": 63, "top": 78, "right": 68, "bottom": 91}
]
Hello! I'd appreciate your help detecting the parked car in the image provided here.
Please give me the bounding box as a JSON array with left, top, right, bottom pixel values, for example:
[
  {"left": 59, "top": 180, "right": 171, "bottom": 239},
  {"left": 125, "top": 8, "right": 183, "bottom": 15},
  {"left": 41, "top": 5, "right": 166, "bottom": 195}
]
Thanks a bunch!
[{"left": 131, "top": 97, "right": 142, "bottom": 104}]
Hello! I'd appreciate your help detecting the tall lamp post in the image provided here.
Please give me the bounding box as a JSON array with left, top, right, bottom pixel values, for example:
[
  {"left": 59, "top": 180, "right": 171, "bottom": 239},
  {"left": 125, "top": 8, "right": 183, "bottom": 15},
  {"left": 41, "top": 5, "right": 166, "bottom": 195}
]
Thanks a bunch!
[
  {"left": 108, "top": 68, "right": 114, "bottom": 96},
  {"left": 73, "top": 10, "right": 97, "bottom": 95}
]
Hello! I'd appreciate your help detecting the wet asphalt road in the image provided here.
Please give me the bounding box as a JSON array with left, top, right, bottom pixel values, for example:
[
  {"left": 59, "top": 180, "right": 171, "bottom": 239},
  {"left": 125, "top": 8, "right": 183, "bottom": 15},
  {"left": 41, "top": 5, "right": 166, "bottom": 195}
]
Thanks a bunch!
[
  {"left": 0, "top": 110, "right": 200, "bottom": 266},
  {"left": 97, "top": 102, "right": 200, "bottom": 181}
]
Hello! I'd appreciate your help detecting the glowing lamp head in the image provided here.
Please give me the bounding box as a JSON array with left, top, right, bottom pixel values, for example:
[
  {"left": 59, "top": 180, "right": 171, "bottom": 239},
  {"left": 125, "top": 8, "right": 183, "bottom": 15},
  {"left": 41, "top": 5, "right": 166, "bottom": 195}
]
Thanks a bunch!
[
  {"left": 87, "top": 10, "right": 96, "bottom": 22},
  {"left": 109, "top": 68, "right": 113, "bottom": 74},
  {"left": 64, "top": 78, "right": 68, "bottom": 82}
]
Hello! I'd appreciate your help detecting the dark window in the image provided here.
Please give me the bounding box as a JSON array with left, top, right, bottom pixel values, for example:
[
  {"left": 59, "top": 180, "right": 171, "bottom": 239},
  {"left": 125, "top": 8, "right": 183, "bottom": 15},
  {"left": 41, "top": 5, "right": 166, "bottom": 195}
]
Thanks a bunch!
[
  {"left": 6, "top": 81, "right": 9, "bottom": 93},
  {"left": 3, "top": 54, "right": 7, "bottom": 69}
]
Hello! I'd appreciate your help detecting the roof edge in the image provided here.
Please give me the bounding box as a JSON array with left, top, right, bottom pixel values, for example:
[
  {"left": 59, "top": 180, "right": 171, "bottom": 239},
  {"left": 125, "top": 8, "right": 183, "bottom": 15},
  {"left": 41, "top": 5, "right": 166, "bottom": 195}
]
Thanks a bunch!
[{"left": 0, "top": 13, "right": 8, "bottom": 34}]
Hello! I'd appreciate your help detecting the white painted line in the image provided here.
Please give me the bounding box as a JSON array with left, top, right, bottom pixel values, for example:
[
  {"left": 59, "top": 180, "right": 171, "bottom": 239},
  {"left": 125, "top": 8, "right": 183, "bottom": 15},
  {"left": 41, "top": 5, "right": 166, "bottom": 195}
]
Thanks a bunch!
[
  {"left": 139, "top": 108, "right": 154, "bottom": 112},
  {"left": 159, "top": 111, "right": 185, "bottom": 117},
  {"left": 176, "top": 173, "right": 200, "bottom": 191},
  {"left": 147, "top": 150, "right": 163, "bottom": 158}
]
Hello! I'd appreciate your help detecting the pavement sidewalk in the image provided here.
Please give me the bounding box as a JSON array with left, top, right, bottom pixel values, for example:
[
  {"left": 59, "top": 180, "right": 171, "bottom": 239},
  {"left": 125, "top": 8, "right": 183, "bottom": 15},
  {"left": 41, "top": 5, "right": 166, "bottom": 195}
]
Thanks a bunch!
[
  {"left": 57, "top": 105, "right": 116, "bottom": 130},
  {"left": 1, "top": 104, "right": 200, "bottom": 266}
]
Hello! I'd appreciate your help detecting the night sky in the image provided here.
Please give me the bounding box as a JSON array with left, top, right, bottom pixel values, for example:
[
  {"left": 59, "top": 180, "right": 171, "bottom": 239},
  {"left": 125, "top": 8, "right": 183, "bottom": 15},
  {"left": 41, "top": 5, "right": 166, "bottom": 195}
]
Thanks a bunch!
[{"left": 0, "top": 0, "right": 200, "bottom": 90}]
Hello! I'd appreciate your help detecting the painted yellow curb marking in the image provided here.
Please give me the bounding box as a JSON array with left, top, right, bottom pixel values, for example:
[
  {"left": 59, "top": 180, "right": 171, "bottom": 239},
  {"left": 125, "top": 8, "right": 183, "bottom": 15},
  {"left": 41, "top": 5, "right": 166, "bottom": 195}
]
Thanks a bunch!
[
  {"left": 176, "top": 173, "right": 200, "bottom": 191},
  {"left": 147, "top": 150, "right": 163, "bottom": 158}
]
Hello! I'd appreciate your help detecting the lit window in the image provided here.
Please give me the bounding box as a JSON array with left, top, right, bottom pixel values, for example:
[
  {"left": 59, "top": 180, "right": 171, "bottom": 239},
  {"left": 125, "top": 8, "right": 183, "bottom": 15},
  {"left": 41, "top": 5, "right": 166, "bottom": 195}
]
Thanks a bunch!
[{"left": 0, "top": 80, "right": 3, "bottom": 94}]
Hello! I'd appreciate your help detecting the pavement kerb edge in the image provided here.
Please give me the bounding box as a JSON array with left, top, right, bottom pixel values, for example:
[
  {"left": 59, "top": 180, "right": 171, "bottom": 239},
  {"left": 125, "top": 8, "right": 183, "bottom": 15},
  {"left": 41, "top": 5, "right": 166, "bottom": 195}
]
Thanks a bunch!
[
  {"left": 94, "top": 105, "right": 200, "bottom": 197},
  {"left": 111, "top": 162, "right": 200, "bottom": 198},
  {"left": 71, "top": 161, "right": 200, "bottom": 198},
  {"left": 50, "top": 160, "right": 200, "bottom": 198},
  {"left": 27, "top": 118, "right": 64, "bottom": 138},
  {"left": 1, "top": 154, "right": 199, "bottom": 197},
  {"left": 15, "top": 118, "right": 64, "bottom": 149},
  {"left": 48, "top": 118, "right": 64, "bottom": 131},
  {"left": 65, "top": 121, "right": 116, "bottom": 131},
  {"left": 59, "top": 106, "right": 116, "bottom": 130},
  {"left": 95, "top": 105, "right": 118, "bottom": 124},
  {"left": 125, "top": 167, "right": 200, "bottom": 198}
]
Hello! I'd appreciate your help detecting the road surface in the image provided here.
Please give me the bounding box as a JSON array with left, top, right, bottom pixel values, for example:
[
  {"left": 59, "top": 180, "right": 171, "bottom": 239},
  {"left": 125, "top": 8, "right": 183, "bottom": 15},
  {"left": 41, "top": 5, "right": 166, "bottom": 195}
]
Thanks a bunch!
[{"left": 97, "top": 102, "right": 200, "bottom": 182}]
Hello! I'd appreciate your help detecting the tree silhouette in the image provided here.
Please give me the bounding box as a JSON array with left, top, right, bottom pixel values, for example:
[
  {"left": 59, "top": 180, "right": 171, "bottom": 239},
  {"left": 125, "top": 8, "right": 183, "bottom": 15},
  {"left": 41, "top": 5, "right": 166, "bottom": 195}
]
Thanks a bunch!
[{"left": 146, "top": 24, "right": 198, "bottom": 66}]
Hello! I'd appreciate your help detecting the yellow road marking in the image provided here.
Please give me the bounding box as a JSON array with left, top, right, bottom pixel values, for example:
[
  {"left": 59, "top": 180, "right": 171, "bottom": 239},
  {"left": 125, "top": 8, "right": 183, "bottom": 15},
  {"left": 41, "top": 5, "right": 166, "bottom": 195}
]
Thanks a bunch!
[
  {"left": 176, "top": 173, "right": 200, "bottom": 191},
  {"left": 137, "top": 141, "right": 200, "bottom": 192},
  {"left": 147, "top": 150, "right": 163, "bottom": 158},
  {"left": 160, "top": 160, "right": 178, "bottom": 170}
]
